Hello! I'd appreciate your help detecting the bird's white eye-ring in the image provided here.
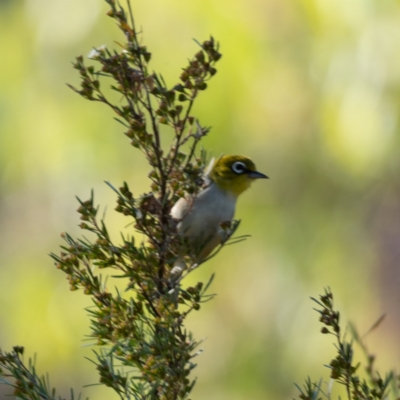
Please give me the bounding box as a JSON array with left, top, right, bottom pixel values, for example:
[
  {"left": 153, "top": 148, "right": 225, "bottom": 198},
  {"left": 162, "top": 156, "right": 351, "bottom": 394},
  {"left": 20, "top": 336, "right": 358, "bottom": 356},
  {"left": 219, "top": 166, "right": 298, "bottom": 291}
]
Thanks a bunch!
[{"left": 231, "top": 161, "right": 246, "bottom": 174}]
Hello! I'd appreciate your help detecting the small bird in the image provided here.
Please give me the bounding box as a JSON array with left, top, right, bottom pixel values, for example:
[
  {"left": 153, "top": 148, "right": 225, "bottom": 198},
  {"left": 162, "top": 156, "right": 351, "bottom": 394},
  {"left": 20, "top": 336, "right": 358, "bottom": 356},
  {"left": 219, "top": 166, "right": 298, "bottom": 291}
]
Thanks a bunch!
[{"left": 170, "top": 155, "right": 268, "bottom": 283}]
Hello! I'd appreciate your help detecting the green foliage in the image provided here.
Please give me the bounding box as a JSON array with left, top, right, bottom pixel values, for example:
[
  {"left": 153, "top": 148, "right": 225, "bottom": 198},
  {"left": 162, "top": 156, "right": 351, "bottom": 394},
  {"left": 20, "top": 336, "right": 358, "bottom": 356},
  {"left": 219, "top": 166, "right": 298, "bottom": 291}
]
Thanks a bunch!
[
  {"left": 0, "top": 346, "right": 85, "bottom": 400},
  {"left": 295, "top": 289, "right": 400, "bottom": 400},
  {"left": 0, "top": 0, "right": 225, "bottom": 399},
  {"left": 52, "top": 0, "right": 224, "bottom": 397}
]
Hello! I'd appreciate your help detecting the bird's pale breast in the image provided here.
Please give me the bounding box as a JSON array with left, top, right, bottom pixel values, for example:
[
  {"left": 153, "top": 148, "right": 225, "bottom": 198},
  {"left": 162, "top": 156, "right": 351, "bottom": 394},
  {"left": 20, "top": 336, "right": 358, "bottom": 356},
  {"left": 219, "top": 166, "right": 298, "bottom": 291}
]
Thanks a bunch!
[{"left": 171, "top": 183, "right": 237, "bottom": 258}]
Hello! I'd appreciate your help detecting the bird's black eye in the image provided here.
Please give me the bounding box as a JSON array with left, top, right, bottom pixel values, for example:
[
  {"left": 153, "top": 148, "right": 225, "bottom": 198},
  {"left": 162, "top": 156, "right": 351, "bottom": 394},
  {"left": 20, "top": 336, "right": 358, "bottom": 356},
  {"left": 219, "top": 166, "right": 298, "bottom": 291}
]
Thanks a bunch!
[{"left": 231, "top": 161, "right": 246, "bottom": 174}]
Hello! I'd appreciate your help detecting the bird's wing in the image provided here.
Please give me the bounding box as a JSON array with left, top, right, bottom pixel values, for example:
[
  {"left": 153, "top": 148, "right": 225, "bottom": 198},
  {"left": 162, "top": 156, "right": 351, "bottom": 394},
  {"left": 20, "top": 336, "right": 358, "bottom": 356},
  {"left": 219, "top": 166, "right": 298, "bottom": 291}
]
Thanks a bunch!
[
  {"left": 203, "top": 157, "right": 215, "bottom": 178},
  {"left": 202, "top": 157, "right": 216, "bottom": 187},
  {"left": 204, "top": 157, "right": 215, "bottom": 176},
  {"left": 170, "top": 196, "right": 192, "bottom": 221}
]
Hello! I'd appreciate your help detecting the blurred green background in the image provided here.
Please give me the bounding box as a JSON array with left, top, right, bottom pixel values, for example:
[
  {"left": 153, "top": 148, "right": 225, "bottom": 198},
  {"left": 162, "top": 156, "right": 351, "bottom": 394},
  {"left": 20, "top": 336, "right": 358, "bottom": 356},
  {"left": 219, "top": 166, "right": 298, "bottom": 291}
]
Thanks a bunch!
[{"left": 1, "top": 0, "right": 400, "bottom": 398}]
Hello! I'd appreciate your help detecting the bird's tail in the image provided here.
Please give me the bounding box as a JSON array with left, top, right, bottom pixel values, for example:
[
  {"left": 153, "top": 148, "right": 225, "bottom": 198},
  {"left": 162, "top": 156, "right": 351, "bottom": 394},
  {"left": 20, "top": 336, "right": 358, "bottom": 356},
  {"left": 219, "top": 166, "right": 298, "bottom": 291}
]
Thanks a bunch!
[{"left": 168, "top": 257, "right": 187, "bottom": 288}]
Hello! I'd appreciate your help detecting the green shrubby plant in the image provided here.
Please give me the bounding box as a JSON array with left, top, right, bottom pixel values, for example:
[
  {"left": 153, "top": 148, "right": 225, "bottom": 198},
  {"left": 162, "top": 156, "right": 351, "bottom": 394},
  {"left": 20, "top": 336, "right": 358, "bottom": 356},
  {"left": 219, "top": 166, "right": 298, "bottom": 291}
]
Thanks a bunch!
[
  {"left": 1, "top": 0, "right": 224, "bottom": 399},
  {"left": 295, "top": 289, "right": 400, "bottom": 400}
]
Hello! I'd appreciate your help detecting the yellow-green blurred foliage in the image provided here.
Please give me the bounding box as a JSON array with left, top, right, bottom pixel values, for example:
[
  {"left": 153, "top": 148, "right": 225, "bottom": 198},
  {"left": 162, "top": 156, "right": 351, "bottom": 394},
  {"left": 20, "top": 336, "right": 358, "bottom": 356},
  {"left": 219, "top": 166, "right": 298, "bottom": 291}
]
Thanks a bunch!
[{"left": 1, "top": 0, "right": 400, "bottom": 398}]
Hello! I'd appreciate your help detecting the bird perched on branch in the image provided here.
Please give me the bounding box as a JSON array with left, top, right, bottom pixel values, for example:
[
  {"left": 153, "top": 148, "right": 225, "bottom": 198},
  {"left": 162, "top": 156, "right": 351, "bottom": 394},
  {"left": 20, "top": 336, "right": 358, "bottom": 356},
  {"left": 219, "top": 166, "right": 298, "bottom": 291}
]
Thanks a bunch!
[{"left": 170, "top": 155, "right": 268, "bottom": 284}]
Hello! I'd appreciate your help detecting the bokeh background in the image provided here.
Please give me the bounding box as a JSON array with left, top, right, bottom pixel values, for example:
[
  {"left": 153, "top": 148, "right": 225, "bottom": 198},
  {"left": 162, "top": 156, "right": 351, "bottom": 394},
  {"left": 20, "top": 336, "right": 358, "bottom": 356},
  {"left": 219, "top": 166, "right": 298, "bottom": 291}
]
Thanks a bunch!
[{"left": 1, "top": 0, "right": 400, "bottom": 398}]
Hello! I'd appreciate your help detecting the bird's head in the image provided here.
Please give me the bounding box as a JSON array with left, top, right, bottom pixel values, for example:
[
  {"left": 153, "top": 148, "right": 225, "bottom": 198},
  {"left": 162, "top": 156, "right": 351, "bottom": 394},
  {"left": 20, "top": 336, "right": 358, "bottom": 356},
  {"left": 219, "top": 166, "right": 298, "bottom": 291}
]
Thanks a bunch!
[{"left": 209, "top": 155, "right": 268, "bottom": 196}]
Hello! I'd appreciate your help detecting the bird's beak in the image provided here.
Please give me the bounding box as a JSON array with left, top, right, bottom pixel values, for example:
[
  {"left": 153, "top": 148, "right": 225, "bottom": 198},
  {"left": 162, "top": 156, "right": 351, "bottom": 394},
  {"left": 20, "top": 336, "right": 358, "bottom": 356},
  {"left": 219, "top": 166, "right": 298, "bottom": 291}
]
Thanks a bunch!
[{"left": 247, "top": 170, "right": 269, "bottom": 179}]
